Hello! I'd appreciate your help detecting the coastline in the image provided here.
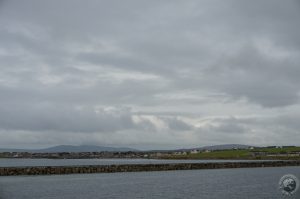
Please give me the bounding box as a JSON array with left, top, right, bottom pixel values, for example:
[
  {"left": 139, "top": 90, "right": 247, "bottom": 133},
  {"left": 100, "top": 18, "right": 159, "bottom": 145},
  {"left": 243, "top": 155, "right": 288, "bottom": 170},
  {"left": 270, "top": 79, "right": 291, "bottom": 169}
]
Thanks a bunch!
[{"left": 1, "top": 160, "right": 300, "bottom": 176}]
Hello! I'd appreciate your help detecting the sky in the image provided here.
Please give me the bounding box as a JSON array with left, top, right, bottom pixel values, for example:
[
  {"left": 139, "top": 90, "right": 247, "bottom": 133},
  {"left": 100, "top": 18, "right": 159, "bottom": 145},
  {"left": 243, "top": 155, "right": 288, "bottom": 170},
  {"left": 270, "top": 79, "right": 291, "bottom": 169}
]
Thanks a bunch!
[{"left": 0, "top": 0, "right": 300, "bottom": 150}]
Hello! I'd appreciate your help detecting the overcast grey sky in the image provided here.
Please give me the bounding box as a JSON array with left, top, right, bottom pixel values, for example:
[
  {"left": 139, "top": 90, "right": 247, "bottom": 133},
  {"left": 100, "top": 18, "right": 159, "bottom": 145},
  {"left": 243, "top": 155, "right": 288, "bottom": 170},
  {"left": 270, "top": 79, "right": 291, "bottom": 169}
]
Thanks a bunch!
[{"left": 0, "top": 0, "right": 300, "bottom": 149}]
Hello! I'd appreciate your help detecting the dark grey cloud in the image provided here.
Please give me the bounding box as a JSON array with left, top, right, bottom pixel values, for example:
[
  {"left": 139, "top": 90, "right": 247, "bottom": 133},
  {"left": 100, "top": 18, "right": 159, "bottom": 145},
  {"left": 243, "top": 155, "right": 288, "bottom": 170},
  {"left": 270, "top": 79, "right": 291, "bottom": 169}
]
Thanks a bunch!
[
  {"left": 167, "top": 118, "right": 193, "bottom": 131},
  {"left": 0, "top": 103, "right": 134, "bottom": 133},
  {"left": 0, "top": 0, "right": 299, "bottom": 149},
  {"left": 201, "top": 44, "right": 300, "bottom": 107}
]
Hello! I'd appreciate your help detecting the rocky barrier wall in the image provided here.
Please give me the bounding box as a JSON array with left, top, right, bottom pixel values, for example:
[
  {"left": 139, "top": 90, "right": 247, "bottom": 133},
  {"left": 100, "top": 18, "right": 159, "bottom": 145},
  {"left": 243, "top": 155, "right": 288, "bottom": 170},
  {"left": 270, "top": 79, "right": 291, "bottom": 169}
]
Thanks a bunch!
[{"left": 0, "top": 161, "right": 299, "bottom": 176}]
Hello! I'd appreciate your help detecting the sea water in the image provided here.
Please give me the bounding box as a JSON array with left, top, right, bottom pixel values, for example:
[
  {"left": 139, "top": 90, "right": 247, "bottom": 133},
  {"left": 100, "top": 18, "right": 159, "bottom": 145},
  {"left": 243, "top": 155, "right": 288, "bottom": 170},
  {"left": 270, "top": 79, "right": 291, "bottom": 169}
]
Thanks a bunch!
[{"left": 0, "top": 166, "right": 299, "bottom": 199}]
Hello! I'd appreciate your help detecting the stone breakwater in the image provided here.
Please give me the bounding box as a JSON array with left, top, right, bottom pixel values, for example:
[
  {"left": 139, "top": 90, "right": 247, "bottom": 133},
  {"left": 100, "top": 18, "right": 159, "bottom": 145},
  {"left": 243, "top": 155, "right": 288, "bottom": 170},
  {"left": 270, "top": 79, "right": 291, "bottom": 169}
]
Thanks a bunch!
[{"left": 0, "top": 161, "right": 299, "bottom": 176}]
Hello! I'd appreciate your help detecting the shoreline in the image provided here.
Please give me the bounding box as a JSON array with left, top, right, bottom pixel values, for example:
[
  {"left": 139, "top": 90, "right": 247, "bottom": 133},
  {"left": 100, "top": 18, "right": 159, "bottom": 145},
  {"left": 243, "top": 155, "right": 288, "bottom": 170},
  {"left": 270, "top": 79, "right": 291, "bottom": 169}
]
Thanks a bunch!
[{"left": 1, "top": 160, "right": 300, "bottom": 176}]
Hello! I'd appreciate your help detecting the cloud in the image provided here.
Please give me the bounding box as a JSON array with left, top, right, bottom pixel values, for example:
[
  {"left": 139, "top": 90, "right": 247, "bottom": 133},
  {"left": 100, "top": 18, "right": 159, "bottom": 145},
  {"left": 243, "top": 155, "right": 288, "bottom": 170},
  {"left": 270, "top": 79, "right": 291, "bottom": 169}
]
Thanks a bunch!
[
  {"left": 201, "top": 42, "right": 300, "bottom": 107},
  {"left": 0, "top": 0, "right": 299, "bottom": 149}
]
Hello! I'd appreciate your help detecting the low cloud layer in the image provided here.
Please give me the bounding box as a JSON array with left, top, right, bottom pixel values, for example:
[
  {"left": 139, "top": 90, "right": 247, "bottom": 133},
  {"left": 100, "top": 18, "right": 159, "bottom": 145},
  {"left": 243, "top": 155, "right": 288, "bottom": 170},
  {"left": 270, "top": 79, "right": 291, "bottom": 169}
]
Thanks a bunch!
[{"left": 0, "top": 0, "right": 300, "bottom": 149}]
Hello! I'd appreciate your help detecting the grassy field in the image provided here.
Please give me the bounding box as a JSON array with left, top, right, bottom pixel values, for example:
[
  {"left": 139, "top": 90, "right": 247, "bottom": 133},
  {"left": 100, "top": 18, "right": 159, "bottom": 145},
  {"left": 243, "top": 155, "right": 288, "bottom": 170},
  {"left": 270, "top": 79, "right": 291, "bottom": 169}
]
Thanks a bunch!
[
  {"left": 179, "top": 150, "right": 250, "bottom": 159},
  {"left": 164, "top": 147, "right": 300, "bottom": 160},
  {"left": 255, "top": 146, "right": 300, "bottom": 153}
]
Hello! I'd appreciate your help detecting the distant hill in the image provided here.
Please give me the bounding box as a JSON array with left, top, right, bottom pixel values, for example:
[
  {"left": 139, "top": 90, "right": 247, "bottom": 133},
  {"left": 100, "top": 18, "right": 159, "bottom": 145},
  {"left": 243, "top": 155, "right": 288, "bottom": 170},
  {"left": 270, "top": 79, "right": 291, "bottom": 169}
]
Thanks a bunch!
[
  {"left": 0, "top": 145, "right": 138, "bottom": 153},
  {"left": 0, "top": 144, "right": 254, "bottom": 153},
  {"left": 195, "top": 144, "right": 253, "bottom": 151},
  {"left": 175, "top": 144, "right": 254, "bottom": 152}
]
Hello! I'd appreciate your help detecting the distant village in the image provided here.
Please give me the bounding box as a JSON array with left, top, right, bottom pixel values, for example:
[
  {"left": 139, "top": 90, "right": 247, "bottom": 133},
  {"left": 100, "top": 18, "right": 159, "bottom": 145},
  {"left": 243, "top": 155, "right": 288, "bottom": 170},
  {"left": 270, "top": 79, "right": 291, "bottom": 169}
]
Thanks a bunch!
[{"left": 0, "top": 145, "right": 300, "bottom": 159}]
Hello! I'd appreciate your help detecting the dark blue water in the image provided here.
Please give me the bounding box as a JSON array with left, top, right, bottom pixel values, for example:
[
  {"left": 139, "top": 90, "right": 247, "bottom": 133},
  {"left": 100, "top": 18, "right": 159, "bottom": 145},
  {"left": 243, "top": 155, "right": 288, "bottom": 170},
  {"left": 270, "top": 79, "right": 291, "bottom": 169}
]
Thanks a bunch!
[
  {"left": 0, "top": 166, "right": 299, "bottom": 199},
  {"left": 0, "top": 158, "right": 276, "bottom": 167}
]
